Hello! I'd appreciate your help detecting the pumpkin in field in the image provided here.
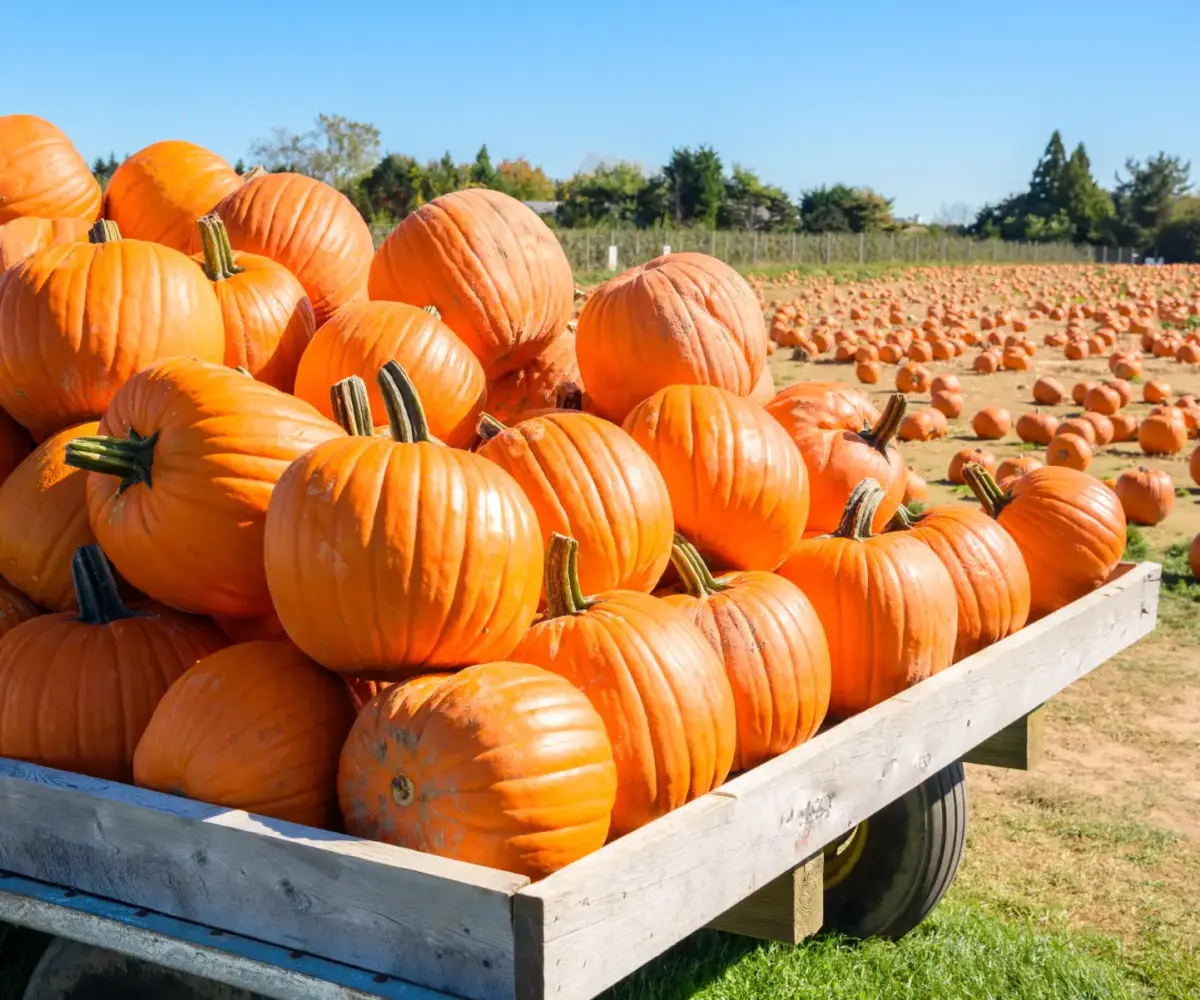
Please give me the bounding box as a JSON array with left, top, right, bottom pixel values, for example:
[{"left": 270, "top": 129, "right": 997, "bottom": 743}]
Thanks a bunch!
[
  {"left": 855, "top": 360, "right": 881, "bottom": 384},
  {"left": 511, "top": 534, "right": 735, "bottom": 834},
  {"left": 624, "top": 384, "right": 808, "bottom": 571},
  {"left": 766, "top": 381, "right": 880, "bottom": 431},
  {"left": 904, "top": 468, "right": 929, "bottom": 504},
  {"left": 972, "top": 407, "right": 1011, "bottom": 440},
  {"left": 996, "top": 455, "right": 1042, "bottom": 488},
  {"left": 0, "top": 216, "right": 89, "bottom": 271},
  {"left": 1032, "top": 376, "right": 1065, "bottom": 405},
  {"left": 192, "top": 214, "right": 315, "bottom": 393},
  {"left": 931, "top": 388, "right": 964, "bottom": 418},
  {"left": 1143, "top": 380, "right": 1171, "bottom": 404},
  {"left": 1110, "top": 412, "right": 1139, "bottom": 443},
  {"left": 1083, "top": 384, "right": 1122, "bottom": 416},
  {"left": 575, "top": 252, "right": 766, "bottom": 422},
  {"left": 1190, "top": 534, "right": 1200, "bottom": 580},
  {"left": 1016, "top": 411, "right": 1058, "bottom": 446},
  {"left": 1139, "top": 411, "right": 1187, "bottom": 455},
  {"left": 372, "top": 188, "right": 573, "bottom": 380},
  {"left": 339, "top": 661, "right": 617, "bottom": 877},
  {"left": 293, "top": 300, "right": 486, "bottom": 448},
  {"left": 0, "top": 545, "right": 227, "bottom": 781},
  {"left": 266, "top": 366, "right": 543, "bottom": 677},
  {"left": 1192, "top": 444, "right": 1200, "bottom": 486},
  {"left": 1113, "top": 466, "right": 1175, "bottom": 526},
  {"left": 0, "top": 115, "right": 101, "bottom": 223},
  {"left": 0, "top": 421, "right": 98, "bottom": 611},
  {"left": 0, "top": 581, "right": 38, "bottom": 639},
  {"left": 134, "top": 640, "right": 356, "bottom": 828},
  {"left": 65, "top": 359, "right": 345, "bottom": 617},
  {"left": 963, "top": 464, "right": 1125, "bottom": 620},
  {"left": 1056, "top": 417, "right": 1097, "bottom": 446},
  {"left": 475, "top": 410, "right": 673, "bottom": 595},
  {"left": 1072, "top": 381, "right": 1097, "bottom": 405},
  {"left": 1080, "top": 412, "right": 1114, "bottom": 446},
  {"left": 206, "top": 172, "right": 373, "bottom": 326},
  {"left": 931, "top": 374, "right": 961, "bottom": 395},
  {"left": 0, "top": 221, "right": 225, "bottom": 438},
  {"left": 1107, "top": 380, "right": 1134, "bottom": 407},
  {"left": 778, "top": 480, "right": 958, "bottom": 717},
  {"left": 948, "top": 447, "right": 997, "bottom": 484},
  {"left": 898, "top": 409, "right": 937, "bottom": 442},
  {"left": 1046, "top": 434, "right": 1092, "bottom": 471},
  {"left": 485, "top": 328, "right": 583, "bottom": 424},
  {"left": 105, "top": 141, "right": 242, "bottom": 251},
  {"left": 895, "top": 362, "right": 931, "bottom": 394}
]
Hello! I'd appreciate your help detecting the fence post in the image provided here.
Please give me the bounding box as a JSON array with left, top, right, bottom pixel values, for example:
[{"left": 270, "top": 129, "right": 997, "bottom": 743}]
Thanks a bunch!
[
  {"left": 858, "top": 232, "right": 865, "bottom": 263},
  {"left": 890, "top": 232, "right": 896, "bottom": 261},
  {"left": 914, "top": 235, "right": 920, "bottom": 261},
  {"left": 724, "top": 231, "right": 730, "bottom": 262},
  {"left": 711, "top": 230, "right": 717, "bottom": 256},
  {"left": 941, "top": 236, "right": 947, "bottom": 261},
  {"left": 585, "top": 231, "right": 591, "bottom": 269},
  {"left": 824, "top": 232, "right": 832, "bottom": 265},
  {"left": 752, "top": 230, "right": 758, "bottom": 265},
  {"left": 791, "top": 232, "right": 797, "bottom": 260},
  {"left": 678, "top": 231, "right": 684, "bottom": 253}
]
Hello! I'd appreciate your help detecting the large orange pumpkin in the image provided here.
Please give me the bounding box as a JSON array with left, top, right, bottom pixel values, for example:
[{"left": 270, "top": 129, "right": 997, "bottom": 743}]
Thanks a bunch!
[
  {"left": 0, "top": 115, "right": 101, "bottom": 223},
  {"left": 0, "top": 221, "right": 225, "bottom": 438},
  {"left": 660, "top": 534, "right": 830, "bottom": 771},
  {"left": 511, "top": 534, "right": 735, "bottom": 835},
  {"left": 265, "top": 365, "right": 543, "bottom": 677},
  {"left": 1113, "top": 466, "right": 1175, "bottom": 526},
  {"left": 339, "top": 661, "right": 617, "bottom": 877},
  {"left": 0, "top": 216, "right": 90, "bottom": 271},
  {"left": 623, "top": 384, "right": 808, "bottom": 571},
  {"left": 484, "top": 328, "right": 583, "bottom": 425},
  {"left": 0, "top": 580, "right": 38, "bottom": 639},
  {"left": 0, "top": 545, "right": 227, "bottom": 781},
  {"left": 65, "top": 359, "right": 345, "bottom": 617},
  {"left": 134, "top": 640, "right": 356, "bottom": 828},
  {"left": 576, "top": 253, "right": 768, "bottom": 422},
  {"left": 765, "top": 381, "right": 880, "bottom": 431}
]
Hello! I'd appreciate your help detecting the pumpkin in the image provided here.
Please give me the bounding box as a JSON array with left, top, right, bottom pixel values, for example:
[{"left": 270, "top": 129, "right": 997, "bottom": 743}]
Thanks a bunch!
[
  {"left": 0, "top": 421, "right": 98, "bottom": 611},
  {"left": 1139, "top": 412, "right": 1187, "bottom": 455},
  {"left": 0, "top": 580, "right": 38, "bottom": 640},
  {"left": 0, "top": 409, "right": 31, "bottom": 486},
  {"left": 996, "top": 455, "right": 1042, "bottom": 487},
  {"left": 904, "top": 468, "right": 929, "bottom": 504},
  {"left": 898, "top": 409, "right": 937, "bottom": 442},
  {"left": 485, "top": 328, "right": 583, "bottom": 424},
  {"left": 895, "top": 362, "right": 932, "bottom": 394},
  {"left": 1083, "top": 384, "right": 1122, "bottom": 416},
  {"left": 0, "top": 221, "right": 225, "bottom": 438},
  {"left": 1080, "top": 411, "right": 1114, "bottom": 446},
  {"left": 766, "top": 381, "right": 880, "bottom": 431},
  {"left": 1113, "top": 466, "right": 1175, "bottom": 525},
  {"left": 930, "top": 374, "right": 962, "bottom": 394},
  {"left": 1032, "top": 376, "right": 1065, "bottom": 405},
  {"left": 659, "top": 534, "right": 830, "bottom": 771},
  {"left": 192, "top": 214, "right": 315, "bottom": 392},
  {"left": 65, "top": 359, "right": 345, "bottom": 617},
  {"left": 1110, "top": 412, "right": 1139, "bottom": 443},
  {"left": 624, "top": 384, "right": 808, "bottom": 571},
  {"left": 963, "top": 464, "right": 1125, "bottom": 620},
  {"left": 339, "top": 661, "right": 617, "bottom": 877},
  {"left": 888, "top": 504, "right": 1030, "bottom": 661},
  {"left": 855, "top": 360, "right": 881, "bottom": 384},
  {"left": 972, "top": 407, "right": 1011, "bottom": 439},
  {"left": 206, "top": 172, "right": 373, "bottom": 326},
  {"left": 1056, "top": 417, "right": 1097, "bottom": 446},
  {"left": 0, "top": 545, "right": 226, "bottom": 781},
  {"left": 1143, "top": 380, "right": 1172, "bottom": 404},
  {"left": 1016, "top": 411, "right": 1058, "bottom": 445},
  {"left": 973, "top": 351, "right": 1000, "bottom": 373},
  {"left": 1071, "top": 381, "right": 1098, "bottom": 406},
  {"left": 575, "top": 252, "right": 766, "bottom": 422},
  {"left": 1046, "top": 434, "right": 1092, "bottom": 471},
  {"left": 265, "top": 365, "right": 543, "bottom": 677},
  {"left": 1190, "top": 534, "right": 1200, "bottom": 579},
  {"left": 1107, "top": 380, "right": 1135, "bottom": 407},
  {"left": 0, "top": 115, "right": 101, "bottom": 223},
  {"left": 511, "top": 534, "right": 735, "bottom": 834},
  {"left": 778, "top": 480, "right": 958, "bottom": 717},
  {"left": 931, "top": 388, "right": 964, "bottom": 418},
  {"left": 105, "top": 141, "right": 242, "bottom": 251},
  {"left": 293, "top": 300, "right": 486, "bottom": 448},
  {"left": 948, "top": 447, "right": 997, "bottom": 484},
  {"left": 475, "top": 410, "right": 673, "bottom": 595},
  {"left": 1192, "top": 444, "right": 1200, "bottom": 487},
  {"left": 0, "top": 216, "right": 90, "bottom": 271}
]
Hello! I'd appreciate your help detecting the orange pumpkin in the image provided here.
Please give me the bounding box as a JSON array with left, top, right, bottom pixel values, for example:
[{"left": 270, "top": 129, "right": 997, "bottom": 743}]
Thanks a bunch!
[
  {"left": 1046, "top": 434, "right": 1092, "bottom": 471},
  {"left": 1083, "top": 384, "right": 1122, "bottom": 416},
  {"left": 1190, "top": 534, "right": 1200, "bottom": 578},
  {"left": 0, "top": 216, "right": 89, "bottom": 271},
  {"left": 485, "top": 329, "right": 583, "bottom": 424},
  {"left": 1106, "top": 380, "right": 1135, "bottom": 407},
  {"left": 765, "top": 382, "right": 880, "bottom": 432},
  {"left": 0, "top": 115, "right": 101, "bottom": 223},
  {"left": 948, "top": 447, "right": 997, "bottom": 484},
  {"left": 972, "top": 351, "right": 1000, "bottom": 373},
  {"left": 0, "top": 580, "right": 39, "bottom": 638},
  {"left": 895, "top": 362, "right": 932, "bottom": 394},
  {"left": 1032, "top": 376, "right": 1065, "bottom": 405},
  {"left": 1056, "top": 417, "right": 1097, "bottom": 446},
  {"left": 972, "top": 407, "right": 1012, "bottom": 440},
  {"left": 1016, "top": 411, "right": 1058, "bottom": 446},
  {"left": 1143, "top": 380, "right": 1172, "bottom": 404},
  {"left": 1110, "top": 412, "right": 1139, "bottom": 443},
  {"left": 1139, "top": 412, "right": 1187, "bottom": 455},
  {"left": 1080, "top": 411, "right": 1114, "bottom": 446},
  {"left": 1113, "top": 466, "right": 1175, "bottom": 525},
  {"left": 996, "top": 454, "right": 1043, "bottom": 488},
  {"left": 931, "top": 388, "right": 964, "bottom": 418},
  {"left": 904, "top": 468, "right": 929, "bottom": 504},
  {"left": 1072, "top": 381, "right": 1098, "bottom": 406}
]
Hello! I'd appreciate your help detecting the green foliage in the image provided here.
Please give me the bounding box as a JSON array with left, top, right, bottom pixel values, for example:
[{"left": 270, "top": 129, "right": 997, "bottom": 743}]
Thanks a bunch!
[
  {"left": 556, "top": 162, "right": 649, "bottom": 227},
  {"left": 90, "top": 153, "right": 122, "bottom": 191},
  {"left": 493, "top": 158, "right": 556, "bottom": 201},
  {"left": 250, "top": 113, "right": 381, "bottom": 192},
  {"left": 1156, "top": 196, "right": 1200, "bottom": 263},
  {"left": 799, "top": 185, "right": 894, "bottom": 233},
  {"left": 720, "top": 166, "right": 798, "bottom": 231},
  {"left": 1123, "top": 525, "right": 1150, "bottom": 562},
  {"left": 1106, "top": 153, "right": 1192, "bottom": 252},
  {"left": 662, "top": 146, "right": 726, "bottom": 228},
  {"left": 469, "top": 144, "right": 496, "bottom": 188}
]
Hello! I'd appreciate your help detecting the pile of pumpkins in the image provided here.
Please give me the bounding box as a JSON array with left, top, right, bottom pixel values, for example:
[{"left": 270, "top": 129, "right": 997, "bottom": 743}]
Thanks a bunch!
[{"left": 0, "top": 115, "right": 1130, "bottom": 880}]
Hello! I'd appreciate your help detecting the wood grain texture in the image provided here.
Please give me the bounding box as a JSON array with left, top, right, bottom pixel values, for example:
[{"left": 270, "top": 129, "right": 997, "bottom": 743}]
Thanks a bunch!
[
  {"left": 0, "top": 763, "right": 524, "bottom": 1000},
  {"left": 706, "top": 853, "right": 823, "bottom": 943},
  {"left": 514, "top": 562, "right": 1160, "bottom": 1000},
  {"left": 961, "top": 704, "right": 1046, "bottom": 769}
]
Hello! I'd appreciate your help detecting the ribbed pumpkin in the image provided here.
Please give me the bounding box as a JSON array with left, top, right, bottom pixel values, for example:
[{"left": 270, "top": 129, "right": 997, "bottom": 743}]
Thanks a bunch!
[
  {"left": 134, "top": 640, "right": 356, "bottom": 828},
  {"left": 105, "top": 141, "right": 242, "bottom": 251},
  {"left": 576, "top": 253, "right": 768, "bottom": 422},
  {"left": 192, "top": 214, "right": 315, "bottom": 392},
  {"left": 475, "top": 410, "right": 674, "bottom": 595},
  {"left": 65, "top": 359, "right": 345, "bottom": 617},
  {"left": 1113, "top": 466, "right": 1175, "bottom": 526},
  {"left": 511, "top": 534, "right": 735, "bottom": 835},
  {"left": 964, "top": 465, "right": 1126, "bottom": 621},
  {"left": 206, "top": 172, "right": 373, "bottom": 326},
  {"left": 659, "top": 534, "right": 830, "bottom": 771},
  {"left": 485, "top": 328, "right": 583, "bottom": 424},
  {"left": 339, "top": 662, "right": 617, "bottom": 877},
  {"left": 0, "top": 581, "right": 39, "bottom": 638},
  {"left": 888, "top": 505, "right": 1030, "bottom": 661},
  {"left": 293, "top": 300, "right": 486, "bottom": 448},
  {"left": 0, "top": 216, "right": 89, "bottom": 271},
  {"left": 778, "top": 481, "right": 958, "bottom": 717},
  {"left": 265, "top": 366, "right": 543, "bottom": 677},
  {"left": 0, "top": 221, "right": 225, "bottom": 438},
  {"left": 0, "top": 545, "right": 227, "bottom": 781},
  {"left": 0, "top": 115, "right": 101, "bottom": 223},
  {"left": 622, "top": 385, "right": 808, "bottom": 571},
  {"left": 0, "top": 421, "right": 97, "bottom": 611},
  {"left": 765, "top": 381, "right": 881, "bottom": 432},
  {"left": 370, "top": 188, "right": 573, "bottom": 380}
]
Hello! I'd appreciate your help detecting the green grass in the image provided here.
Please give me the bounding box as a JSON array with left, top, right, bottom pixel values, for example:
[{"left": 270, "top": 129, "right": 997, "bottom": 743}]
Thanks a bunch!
[{"left": 1123, "top": 525, "right": 1151, "bottom": 562}]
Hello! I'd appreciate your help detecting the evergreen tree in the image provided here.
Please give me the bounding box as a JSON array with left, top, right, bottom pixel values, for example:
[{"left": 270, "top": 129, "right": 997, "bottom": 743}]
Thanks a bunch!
[
  {"left": 1058, "top": 143, "right": 1113, "bottom": 242},
  {"left": 662, "top": 146, "right": 726, "bottom": 227},
  {"left": 469, "top": 145, "right": 496, "bottom": 187},
  {"left": 1027, "top": 130, "right": 1068, "bottom": 217}
]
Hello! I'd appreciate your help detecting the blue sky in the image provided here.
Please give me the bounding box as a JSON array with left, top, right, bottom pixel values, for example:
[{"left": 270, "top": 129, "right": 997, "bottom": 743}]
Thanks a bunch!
[{"left": 6, "top": 0, "right": 1198, "bottom": 220}]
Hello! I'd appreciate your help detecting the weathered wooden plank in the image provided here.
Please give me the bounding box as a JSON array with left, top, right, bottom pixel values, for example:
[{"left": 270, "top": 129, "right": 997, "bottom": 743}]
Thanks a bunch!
[
  {"left": 0, "top": 762, "right": 524, "bottom": 1000},
  {"left": 706, "top": 853, "right": 823, "bottom": 944},
  {"left": 515, "top": 562, "right": 1160, "bottom": 1000},
  {"left": 961, "top": 704, "right": 1046, "bottom": 769}
]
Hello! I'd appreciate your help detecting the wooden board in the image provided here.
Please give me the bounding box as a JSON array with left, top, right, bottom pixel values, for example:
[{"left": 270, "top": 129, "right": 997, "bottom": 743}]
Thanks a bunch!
[
  {"left": 513, "top": 562, "right": 1160, "bottom": 1000},
  {"left": 706, "top": 854, "right": 823, "bottom": 944},
  {"left": 961, "top": 704, "right": 1046, "bottom": 769}
]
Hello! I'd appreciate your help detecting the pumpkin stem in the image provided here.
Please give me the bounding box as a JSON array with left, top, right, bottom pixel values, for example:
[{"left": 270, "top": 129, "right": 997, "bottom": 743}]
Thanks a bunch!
[
  {"left": 962, "top": 463, "right": 1012, "bottom": 519},
  {"left": 87, "top": 220, "right": 121, "bottom": 244},
  {"left": 330, "top": 377, "right": 375, "bottom": 436},
  {"left": 831, "top": 479, "right": 885, "bottom": 540},
  {"left": 376, "top": 362, "right": 431, "bottom": 444},
  {"left": 64, "top": 430, "right": 160, "bottom": 494},
  {"left": 555, "top": 381, "right": 583, "bottom": 410},
  {"left": 543, "top": 533, "right": 595, "bottom": 618},
  {"left": 240, "top": 164, "right": 268, "bottom": 182},
  {"left": 669, "top": 533, "right": 729, "bottom": 597},
  {"left": 476, "top": 413, "right": 506, "bottom": 443},
  {"left": 423, "top": 305, "right": 441, "bottom": 322},
  {"left": 233, "top": 365, "right": 252, "bottom": 376},
  {"left": 887, "top": 505, "right": 915, "bottom": 532},
  {"left": 195, "top": 214, "right": 242, "bottom": 281},
  {"left": 860, "top": 393, "right": 906, "bottom": 454},
  {"left": 72, "top": 545, "right": 139, "bottom": 625}
]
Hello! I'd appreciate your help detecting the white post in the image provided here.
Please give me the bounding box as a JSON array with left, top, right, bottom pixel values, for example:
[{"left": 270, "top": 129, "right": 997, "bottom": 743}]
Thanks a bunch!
[
  {"left": 662, "top": 244, "right": 671, "bottom": 256},
  {"left": 607, "top": 244, "right": 618, "bottom": 271}
]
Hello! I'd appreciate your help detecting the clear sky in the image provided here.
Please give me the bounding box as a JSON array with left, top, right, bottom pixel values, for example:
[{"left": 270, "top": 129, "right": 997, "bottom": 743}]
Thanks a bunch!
[{"left": 6, "top": 0, "right": 1198, "bottom": 220}]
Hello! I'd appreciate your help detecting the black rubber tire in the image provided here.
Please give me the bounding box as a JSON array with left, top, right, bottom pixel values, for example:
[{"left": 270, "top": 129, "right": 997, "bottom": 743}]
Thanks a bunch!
[{"left": 822, "top": 761, "right": 968, "bottom": 940}]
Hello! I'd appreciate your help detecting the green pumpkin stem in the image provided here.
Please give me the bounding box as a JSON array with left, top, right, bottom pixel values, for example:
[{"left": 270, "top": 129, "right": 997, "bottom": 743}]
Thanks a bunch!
[
  {"left": 196, "top": 214, "right": 242, "bottom": 281},
  {"left": 555, "top": 381, "right": 584, "bottom": 411},
  {"left": 543, "top": 533, "right": 595, "bottom": 618},
  {"left": 72, "top": 545, "right": 139, "bottom": 624},
  {"left": 962, "top": 463, "right": 1011, "bottom": 519},
  {"left": 376, "top": 361, "right": 431, "bottom": 444},
  {"left": 240, "top": 164, "right": 267, "bottom": 182},
  {"left": 887, "top": 505, "right": 915, "bottom": 532},
  {"left": 831, "top": 479, "right": 885, "bottom": 540},
  {"left": 423, "top": 305, "right": 442, "bottom": 321},
  {"left": 476, "top": 413, "right": 506, "bottom": 443},
  {"left": 860, "top": 393, "right": 906, "bottom": 453},
  {"left": 330, "top": 377, "right": 374, "bottom": 436},
  {"left": 87, "top": 220, "right": 121, "bottom": 244},
  {"left": 669, "top": 533, "right": 729, "bottom": 597},
  {"left": 64, "top": 430, "right": 160, "bottom": 493}
]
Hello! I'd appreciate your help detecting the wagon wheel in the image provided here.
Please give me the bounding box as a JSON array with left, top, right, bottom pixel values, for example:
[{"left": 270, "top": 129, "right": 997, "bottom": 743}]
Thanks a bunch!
[{"left": 821, "top": 760, "right": 967, "bottom": 939}]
